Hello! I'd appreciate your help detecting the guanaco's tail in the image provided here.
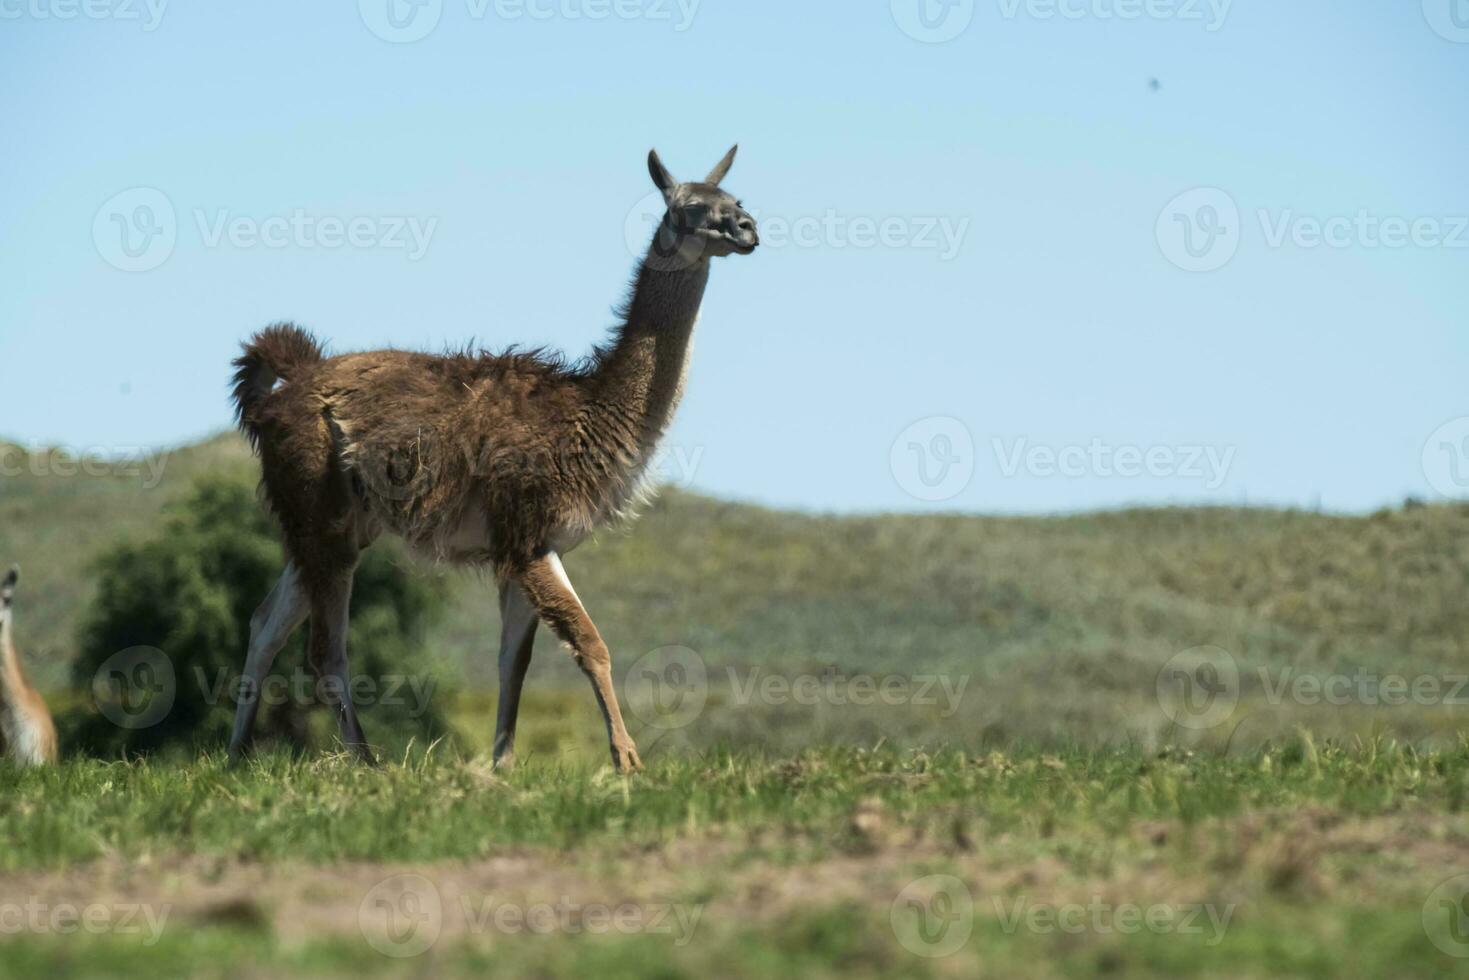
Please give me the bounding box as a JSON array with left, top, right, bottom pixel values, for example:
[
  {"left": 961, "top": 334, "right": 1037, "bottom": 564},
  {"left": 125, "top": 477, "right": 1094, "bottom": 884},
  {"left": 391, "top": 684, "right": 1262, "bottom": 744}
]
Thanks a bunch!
[
  {"left": 231, "top": 323, "right": 326, "bottom": 449},
  {"left": 0, "top": 565, "right": 59, "bottom": 766}
]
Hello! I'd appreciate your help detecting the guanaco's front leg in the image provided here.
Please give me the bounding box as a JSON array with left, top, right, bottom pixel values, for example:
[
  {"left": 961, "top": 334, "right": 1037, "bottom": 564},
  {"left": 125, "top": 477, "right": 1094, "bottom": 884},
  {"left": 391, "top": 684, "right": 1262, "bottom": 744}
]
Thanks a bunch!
[{"left": 512, "top": 552, "right": 642, "bottom": 773}]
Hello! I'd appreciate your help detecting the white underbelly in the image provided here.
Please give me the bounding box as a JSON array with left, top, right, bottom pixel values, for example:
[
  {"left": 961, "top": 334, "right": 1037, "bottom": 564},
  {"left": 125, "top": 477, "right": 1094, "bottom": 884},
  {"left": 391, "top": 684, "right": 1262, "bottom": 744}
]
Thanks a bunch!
[{"left": 435, "top": 504, "right": 590, "bottom": 563}]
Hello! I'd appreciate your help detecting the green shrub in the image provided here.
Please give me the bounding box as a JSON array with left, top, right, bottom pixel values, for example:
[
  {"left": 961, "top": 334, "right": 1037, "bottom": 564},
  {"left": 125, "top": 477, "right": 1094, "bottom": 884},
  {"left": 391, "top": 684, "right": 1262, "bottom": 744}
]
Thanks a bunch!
[{"left": 66, "top": 474, "right": 452, "bottom": 757}]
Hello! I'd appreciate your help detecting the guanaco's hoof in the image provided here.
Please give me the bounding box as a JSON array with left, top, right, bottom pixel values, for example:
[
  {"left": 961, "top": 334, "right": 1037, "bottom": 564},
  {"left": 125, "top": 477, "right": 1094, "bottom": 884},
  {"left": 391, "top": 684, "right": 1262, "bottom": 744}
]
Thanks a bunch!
[{"left": 612, "top": 743, "right": 644, "bottom": 774}]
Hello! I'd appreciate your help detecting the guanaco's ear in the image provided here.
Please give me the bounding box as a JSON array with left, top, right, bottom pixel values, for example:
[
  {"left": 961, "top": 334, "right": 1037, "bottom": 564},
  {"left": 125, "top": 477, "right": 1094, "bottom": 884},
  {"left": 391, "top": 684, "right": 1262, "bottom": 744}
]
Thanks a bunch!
[
  {"left": 706, "top": 144, "right": 738, "bottom": 186},
  {"left": 648, "top": 149, "right": 678, "bottom": 199}
]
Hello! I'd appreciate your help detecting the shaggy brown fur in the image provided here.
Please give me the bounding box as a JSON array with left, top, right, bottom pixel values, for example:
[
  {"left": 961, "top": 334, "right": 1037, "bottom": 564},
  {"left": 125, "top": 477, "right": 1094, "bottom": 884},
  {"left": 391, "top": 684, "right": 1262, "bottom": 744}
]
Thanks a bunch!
[
  {"left": 0, "top": 567, "right": 59, "bottom": 767},
  {"left": 227, "top": 147, "right": 758, "bottom": 772}
]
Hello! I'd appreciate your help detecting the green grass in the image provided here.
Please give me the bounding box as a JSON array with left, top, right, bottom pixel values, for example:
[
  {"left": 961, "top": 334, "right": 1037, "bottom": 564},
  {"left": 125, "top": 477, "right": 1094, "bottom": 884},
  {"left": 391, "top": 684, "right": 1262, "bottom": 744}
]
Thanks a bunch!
[
  {"left": 3, "top": 742, "right": 1469, "bottom": 977},
  {"left": 1, "top": 738, "right": 1466, "bottom": 869}
]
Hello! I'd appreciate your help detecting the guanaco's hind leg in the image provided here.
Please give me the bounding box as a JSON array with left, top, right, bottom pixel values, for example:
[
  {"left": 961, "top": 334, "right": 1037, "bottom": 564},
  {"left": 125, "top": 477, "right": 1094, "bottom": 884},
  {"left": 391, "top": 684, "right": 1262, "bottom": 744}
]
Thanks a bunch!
[
  {"left": 491, "top": 581, "right": 539, "bottom": 770},
  {"left": 512, "top": 553, "right": 642, "bottom": 773},
  {"left": 228, "top": 562, "right": 310, "bottom": 761},
  {"left": 307, "top": 568, "right": 374, "bottom": 763}
]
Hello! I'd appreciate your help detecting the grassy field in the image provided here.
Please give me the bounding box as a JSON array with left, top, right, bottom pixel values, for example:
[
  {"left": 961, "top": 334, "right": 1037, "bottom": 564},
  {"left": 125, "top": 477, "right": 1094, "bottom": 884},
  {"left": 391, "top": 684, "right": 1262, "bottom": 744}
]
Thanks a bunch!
[
  {"left": 4, "top": 742, "right": 1469, "bottom": 978},
  {"left": 3, "top": 435, "right": 1469, "bottom": 976}
]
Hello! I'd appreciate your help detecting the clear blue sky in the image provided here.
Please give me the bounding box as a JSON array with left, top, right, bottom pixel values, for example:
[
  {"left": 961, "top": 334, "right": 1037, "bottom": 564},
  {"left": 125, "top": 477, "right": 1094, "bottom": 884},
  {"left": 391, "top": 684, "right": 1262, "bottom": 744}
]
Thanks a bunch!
[{"left": 2, "top": 1, "right": 1466, "bottom": 514}]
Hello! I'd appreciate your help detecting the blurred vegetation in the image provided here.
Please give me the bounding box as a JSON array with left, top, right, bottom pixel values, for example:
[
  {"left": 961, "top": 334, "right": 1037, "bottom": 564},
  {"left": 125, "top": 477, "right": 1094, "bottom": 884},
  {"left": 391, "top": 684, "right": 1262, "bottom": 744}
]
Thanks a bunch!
[{"left": 62, "top": 473, "right": 450, "bottom": 757}]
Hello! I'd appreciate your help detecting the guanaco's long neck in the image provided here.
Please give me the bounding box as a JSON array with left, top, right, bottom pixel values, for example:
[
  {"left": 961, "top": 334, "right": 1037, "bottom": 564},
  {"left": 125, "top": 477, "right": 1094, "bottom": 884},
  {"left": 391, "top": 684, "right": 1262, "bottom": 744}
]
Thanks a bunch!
[{"left": 587, "top": 248, "right": 711, "bottom": 459}]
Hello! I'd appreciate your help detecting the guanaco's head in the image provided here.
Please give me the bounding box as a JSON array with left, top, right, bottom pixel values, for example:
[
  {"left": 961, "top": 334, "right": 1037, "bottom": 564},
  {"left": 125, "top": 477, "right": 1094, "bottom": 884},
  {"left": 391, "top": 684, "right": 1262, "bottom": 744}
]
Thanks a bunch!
[
  {"left": 0, "top": 566, "right": 15, "bottom": 610},
  {"left": 646, "top": 145, "right": 759, "bottom": 266}
]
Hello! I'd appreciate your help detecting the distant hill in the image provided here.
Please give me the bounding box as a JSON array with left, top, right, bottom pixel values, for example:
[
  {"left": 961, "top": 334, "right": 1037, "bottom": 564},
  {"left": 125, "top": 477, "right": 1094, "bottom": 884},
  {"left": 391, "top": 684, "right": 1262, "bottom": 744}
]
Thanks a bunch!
[{"left": 3, "top": 433, "right": 1466, "bottom": 749}]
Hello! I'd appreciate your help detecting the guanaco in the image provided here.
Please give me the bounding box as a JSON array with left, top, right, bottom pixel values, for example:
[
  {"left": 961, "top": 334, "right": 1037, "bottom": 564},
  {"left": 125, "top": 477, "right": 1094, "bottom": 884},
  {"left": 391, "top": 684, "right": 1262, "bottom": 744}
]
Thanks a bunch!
[{"left": 0, "top": 567, "right": 58, "bottom": 766}]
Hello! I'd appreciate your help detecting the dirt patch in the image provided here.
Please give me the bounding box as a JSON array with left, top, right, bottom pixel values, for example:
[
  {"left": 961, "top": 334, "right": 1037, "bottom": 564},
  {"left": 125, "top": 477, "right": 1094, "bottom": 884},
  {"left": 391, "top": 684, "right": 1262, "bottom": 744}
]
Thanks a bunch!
[{"left": 2, "top": 809, "right": 1466, "bottom": 952}]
